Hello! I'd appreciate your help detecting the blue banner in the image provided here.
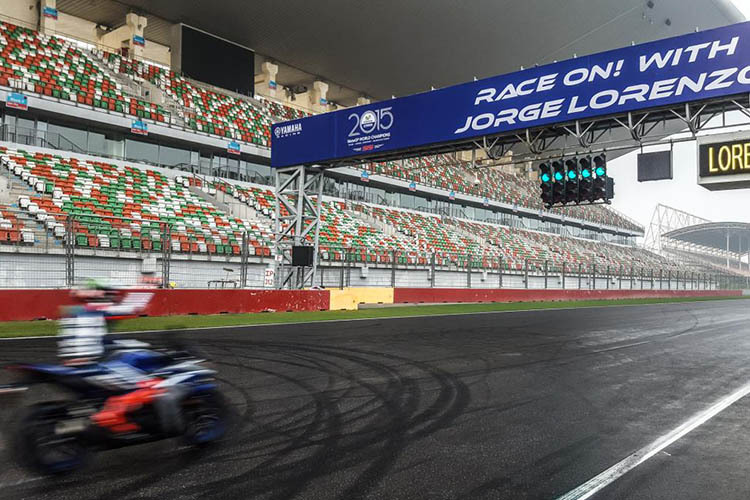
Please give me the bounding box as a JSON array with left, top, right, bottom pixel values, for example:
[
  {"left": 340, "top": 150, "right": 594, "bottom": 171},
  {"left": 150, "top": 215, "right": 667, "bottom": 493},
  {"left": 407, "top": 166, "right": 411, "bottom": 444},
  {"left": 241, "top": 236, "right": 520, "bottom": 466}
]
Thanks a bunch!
[
  {"left": 273, "top": 21, "right": 750, "bottom": 168},
  {"left": 132, "top": 35, "right": 145, "bottom": 47},
  {"left": 131, "top": 120, "right": 148, "bottom": 136},
  {"left": 6, "top": 92, "right": 28, "bottom": 110},
  {"left": 42, "top": 6, "right": 58, "bottom": 19},
  {"left": 227, "top": 140, "right": 241, "bottom": 155}
]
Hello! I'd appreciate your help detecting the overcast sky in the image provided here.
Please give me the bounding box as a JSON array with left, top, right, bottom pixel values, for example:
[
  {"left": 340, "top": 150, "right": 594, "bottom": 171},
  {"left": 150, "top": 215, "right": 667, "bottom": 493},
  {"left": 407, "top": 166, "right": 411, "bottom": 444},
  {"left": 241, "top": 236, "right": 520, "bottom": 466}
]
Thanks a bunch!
[{"left": 609, "top": 120, "right": 750, "bottom": 229}]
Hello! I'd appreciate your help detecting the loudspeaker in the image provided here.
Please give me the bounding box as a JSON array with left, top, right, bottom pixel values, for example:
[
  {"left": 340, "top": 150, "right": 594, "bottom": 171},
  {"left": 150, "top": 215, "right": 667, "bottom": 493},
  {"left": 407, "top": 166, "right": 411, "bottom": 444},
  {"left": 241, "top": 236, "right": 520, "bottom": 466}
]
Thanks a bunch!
[{"left": 292, "top": 245, "right": 314, "bottom": 266}]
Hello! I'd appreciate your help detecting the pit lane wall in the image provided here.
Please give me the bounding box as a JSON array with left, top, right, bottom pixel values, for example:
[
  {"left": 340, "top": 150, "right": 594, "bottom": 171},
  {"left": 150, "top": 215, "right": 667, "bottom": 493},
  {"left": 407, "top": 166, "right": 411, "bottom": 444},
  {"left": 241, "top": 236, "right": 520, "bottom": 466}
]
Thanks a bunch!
[{"left": 0, "top": 289, "right": 330, "bottom": 321}]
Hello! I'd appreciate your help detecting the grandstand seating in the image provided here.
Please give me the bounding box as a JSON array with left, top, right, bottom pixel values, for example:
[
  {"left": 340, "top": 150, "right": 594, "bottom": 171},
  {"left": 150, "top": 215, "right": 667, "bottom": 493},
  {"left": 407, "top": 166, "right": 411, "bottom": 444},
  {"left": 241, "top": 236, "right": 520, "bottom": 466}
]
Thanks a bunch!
[
  {"left": 454, "top": 218, "right": 679, "bottom": 273},
  {"left": 0, "top": 204, "right": 32, "bottom": 244},
  {"left": 0, "top": 18, "right": 656, "bottom": 267},
  {"left": 0, "top": 143, "right": 689, "bottom": 276},
  {"left": 0, "top": 20, "right": 642, "bottom": 236},
  {"left": 0, "top": 22, "right": 168, "bottom": 123},
  {"left": 316, "top": 200, "right": 423, "bottom": 262},
  {"left": 258, "top": 96, "right": 312, "bottom": 121},
  {"left": 663, "top": 246, "right": 750, "bottom": 277},
  {"left": 362, "top": 156, "right": 642, "bottom": 233},
  {"left": 189, "top": 177, "right": 419, "bottom": 262},
  {"left": 0, "top": 146, "right": 273, "bottom": 255},
  {"left": 97, "top": 50, "right": 272, "bottom": 146},
  {"left": 355, "top": 203, "right": 499, "bottom": 267}
]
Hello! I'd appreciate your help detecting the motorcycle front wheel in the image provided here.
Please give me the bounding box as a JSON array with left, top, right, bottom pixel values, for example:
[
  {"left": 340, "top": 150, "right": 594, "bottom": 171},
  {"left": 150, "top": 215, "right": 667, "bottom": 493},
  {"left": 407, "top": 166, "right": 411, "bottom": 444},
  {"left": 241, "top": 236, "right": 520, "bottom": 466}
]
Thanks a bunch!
[{"left": 182, "top": 392, "right": 227, "bottom": 446}]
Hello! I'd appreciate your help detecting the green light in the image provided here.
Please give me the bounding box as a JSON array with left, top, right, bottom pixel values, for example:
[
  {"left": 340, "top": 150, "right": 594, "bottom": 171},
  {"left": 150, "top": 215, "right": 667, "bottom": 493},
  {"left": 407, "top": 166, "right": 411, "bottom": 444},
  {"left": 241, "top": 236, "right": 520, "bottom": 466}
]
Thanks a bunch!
[
  {"left": 541, "top": 173, "right": 551, "bottom": 182},
  {"left": 595, "top": 166, "right": 606, "bottom": 176},
  {"left": 581, "top": 169, "right": 591, "bottom": 179},
  {"left": 554, "top": 172, "right": 564, "bottom": 181},
  {"left": 567, "top": 170, "right": 577, "bottom": 180}
]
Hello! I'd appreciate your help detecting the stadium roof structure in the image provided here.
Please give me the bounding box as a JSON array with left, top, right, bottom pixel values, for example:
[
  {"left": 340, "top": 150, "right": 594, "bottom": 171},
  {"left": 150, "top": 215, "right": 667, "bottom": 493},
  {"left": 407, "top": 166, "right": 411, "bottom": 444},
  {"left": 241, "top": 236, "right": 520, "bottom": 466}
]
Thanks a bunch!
[
  {"left": 664, "top": 222, "right": 750, "bottom": 254},
  {"left": 60, "top": 0, "right": 744, "bottom": 102}
]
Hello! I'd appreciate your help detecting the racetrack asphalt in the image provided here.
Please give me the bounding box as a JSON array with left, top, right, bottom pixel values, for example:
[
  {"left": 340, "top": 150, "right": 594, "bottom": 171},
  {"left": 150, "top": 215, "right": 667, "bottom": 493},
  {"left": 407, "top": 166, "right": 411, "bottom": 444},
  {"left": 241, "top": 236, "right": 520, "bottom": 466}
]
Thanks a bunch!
[{"left": 1, "top": 299, "right": 750, "bottom": 499}]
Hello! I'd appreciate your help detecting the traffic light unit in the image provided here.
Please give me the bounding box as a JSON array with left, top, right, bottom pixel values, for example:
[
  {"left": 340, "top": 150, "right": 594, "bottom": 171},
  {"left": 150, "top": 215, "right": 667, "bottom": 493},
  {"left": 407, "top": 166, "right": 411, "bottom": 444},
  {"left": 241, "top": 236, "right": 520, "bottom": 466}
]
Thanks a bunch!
[
  {"left": 564, "top": 158, "right": 579, "bottom": 204},
  {"left": 539, "top": 162, "right": 553, "bottom": 207},
  {"left": 552, "top": 161, "right": 565, "bottom": 205},
  {"left": 537, "top": 153, "right": 614, "bottom": 207}
]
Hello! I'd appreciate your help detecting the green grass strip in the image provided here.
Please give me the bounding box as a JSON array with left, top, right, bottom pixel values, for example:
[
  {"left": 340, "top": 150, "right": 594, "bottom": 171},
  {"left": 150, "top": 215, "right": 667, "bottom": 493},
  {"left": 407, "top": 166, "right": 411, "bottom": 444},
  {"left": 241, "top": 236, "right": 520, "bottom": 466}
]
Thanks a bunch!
[{"left": 0, "top": 295, "right": 747, "bottom": 339}]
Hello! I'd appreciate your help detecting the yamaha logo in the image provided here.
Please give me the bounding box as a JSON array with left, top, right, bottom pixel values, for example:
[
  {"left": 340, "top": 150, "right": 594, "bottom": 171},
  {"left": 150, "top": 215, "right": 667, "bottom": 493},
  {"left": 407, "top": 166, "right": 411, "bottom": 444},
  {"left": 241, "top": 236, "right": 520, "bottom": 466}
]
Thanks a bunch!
[{"left": 274, "top": 122, "right": 303, "bottom": 139}]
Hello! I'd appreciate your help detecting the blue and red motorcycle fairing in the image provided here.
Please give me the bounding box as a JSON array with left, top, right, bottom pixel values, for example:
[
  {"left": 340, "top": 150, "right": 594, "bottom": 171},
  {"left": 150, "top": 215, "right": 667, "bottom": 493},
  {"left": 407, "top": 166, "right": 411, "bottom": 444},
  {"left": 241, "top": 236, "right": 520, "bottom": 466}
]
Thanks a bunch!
[{"left": 4, "top": 347, "right": 227, "bottom": 474}]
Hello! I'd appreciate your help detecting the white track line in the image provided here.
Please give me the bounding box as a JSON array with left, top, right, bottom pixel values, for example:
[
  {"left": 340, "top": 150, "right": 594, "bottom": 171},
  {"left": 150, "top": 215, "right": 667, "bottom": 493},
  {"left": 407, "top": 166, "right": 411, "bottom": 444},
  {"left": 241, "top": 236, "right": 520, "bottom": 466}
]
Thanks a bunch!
[
  {"left": 0, "top": 297, "right": 744, "bottom": 341},
  {"left": 556, "top": 379, "right": 750, "bottom": 500},
  {"left": 0, "top": 476, "right": 45, "bottom": 488}
]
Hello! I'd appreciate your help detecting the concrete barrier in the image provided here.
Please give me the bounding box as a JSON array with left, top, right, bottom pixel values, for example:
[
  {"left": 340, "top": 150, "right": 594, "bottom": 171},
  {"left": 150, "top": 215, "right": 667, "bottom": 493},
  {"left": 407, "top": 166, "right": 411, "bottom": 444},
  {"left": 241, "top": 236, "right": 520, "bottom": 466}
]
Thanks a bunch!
[
  {"left": 0, "top": 289, "right": 331, "bottom": 321},
  {"left": 3, "top": 287, "right": 739, "bottom": 322},
  {"left": 393, "top": 288, "right": 741, "bottom": 304},
  {"left": 329, "top": 287, "right": 394, "bottom": 310}
]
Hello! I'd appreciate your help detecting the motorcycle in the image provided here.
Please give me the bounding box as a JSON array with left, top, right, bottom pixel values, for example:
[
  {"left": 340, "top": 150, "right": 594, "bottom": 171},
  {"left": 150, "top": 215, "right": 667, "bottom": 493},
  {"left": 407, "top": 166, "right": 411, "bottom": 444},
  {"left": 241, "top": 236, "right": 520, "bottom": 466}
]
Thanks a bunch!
[{"left": 2, "top": 342, "right": 227, "bottom": 475}]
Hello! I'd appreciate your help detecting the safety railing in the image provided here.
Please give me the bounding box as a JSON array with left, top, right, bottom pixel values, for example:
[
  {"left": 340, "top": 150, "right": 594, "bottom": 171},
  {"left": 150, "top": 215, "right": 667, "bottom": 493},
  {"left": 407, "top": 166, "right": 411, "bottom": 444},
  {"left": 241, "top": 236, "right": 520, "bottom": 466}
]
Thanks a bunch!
[{"left": 0, "top": 204, "right": 746, "bottom": 291}]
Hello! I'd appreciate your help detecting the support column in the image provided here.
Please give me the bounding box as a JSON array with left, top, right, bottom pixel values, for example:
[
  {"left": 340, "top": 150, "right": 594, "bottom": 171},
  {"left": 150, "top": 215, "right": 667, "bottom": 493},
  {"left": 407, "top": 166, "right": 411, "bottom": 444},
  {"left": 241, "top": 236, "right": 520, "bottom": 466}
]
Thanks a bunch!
[
  {"left": 592, "top": 264, "right": 596, "bottom": 290},
  {"left": 524, "top": 259, "right": 529, "bottom": 289},
  {"left": 310, "top": 81, "right": 329, "bottom": 113},
  {"left": 427, "top": 253, "right": 434, "bottom": 287},
  {"left": 727, "top": 231, "right": 730, "bottom": 269},
  {"left": 561, "top": 262, "right": 566, "bottom": 289},
  {"left": 255, "top": 61, "right": 279, "bottom": 97},
  {"left": 126, "top": 13, "right": 148, "bottom": 59},
  {"left": 39, "top": 0, "right": 58, "bottom": 34},
  {"left": 739, "top": 236, "right": 743, "bottom": 270}
]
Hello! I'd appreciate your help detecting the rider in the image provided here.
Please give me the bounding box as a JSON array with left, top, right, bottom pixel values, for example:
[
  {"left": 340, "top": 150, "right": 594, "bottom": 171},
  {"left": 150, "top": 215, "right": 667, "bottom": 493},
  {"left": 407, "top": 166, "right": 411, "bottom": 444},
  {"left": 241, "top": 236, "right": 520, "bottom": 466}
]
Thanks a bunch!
[
  {"left": 58, "top": 279, "right": 152, "bottom": 362},
  {"left": 57, "top": 281, "right": 185, "bottom": 436}
]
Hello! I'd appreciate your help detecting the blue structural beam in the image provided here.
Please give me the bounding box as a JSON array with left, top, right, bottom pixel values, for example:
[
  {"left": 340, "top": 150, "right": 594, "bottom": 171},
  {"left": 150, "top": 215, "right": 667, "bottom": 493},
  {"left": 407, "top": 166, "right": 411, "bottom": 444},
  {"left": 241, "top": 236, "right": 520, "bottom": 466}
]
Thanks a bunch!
[{"left": 272, "top": 21, "right": 750, "bottom": 168}]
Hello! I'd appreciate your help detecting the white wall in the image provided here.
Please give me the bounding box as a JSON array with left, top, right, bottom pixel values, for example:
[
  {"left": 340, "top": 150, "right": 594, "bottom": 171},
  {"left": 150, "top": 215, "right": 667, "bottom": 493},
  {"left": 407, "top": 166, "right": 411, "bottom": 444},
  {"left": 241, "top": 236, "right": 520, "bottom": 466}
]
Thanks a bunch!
[
  {"left": 0, "top": 0, "right": 37, "bottom": 28},
  {"left": 56, "top": 12, "right": 98, "bottom": 45}
]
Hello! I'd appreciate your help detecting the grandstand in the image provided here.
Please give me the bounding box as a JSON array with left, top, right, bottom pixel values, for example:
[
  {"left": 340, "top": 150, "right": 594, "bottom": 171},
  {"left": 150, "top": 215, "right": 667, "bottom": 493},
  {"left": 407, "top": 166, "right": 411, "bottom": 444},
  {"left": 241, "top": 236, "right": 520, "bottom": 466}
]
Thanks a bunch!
[
  {"left": 0, "top": 4, "right": 734, "bottom": 291},
  {"left": 0, "top": 141, "right": 709, "bottom": 290},
  {"left": 645, "top": 205, "right": 750, "bottom": 285}
]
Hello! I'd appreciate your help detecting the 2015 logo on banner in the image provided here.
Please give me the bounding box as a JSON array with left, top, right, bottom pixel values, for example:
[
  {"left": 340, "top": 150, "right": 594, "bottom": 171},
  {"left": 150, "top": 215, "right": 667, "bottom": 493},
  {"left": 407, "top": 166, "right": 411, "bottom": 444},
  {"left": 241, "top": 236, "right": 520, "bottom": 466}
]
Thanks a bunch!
[{"left": 348, "top": 107, "right": 394, "bottom": 137}]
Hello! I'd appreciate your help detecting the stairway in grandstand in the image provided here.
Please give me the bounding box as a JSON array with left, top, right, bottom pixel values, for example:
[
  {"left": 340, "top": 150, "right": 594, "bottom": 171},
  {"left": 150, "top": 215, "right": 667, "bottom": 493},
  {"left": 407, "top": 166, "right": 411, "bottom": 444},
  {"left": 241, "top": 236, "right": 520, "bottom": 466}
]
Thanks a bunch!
[{"left": 0, "top": 156, "right": 56, "bottom": 246}]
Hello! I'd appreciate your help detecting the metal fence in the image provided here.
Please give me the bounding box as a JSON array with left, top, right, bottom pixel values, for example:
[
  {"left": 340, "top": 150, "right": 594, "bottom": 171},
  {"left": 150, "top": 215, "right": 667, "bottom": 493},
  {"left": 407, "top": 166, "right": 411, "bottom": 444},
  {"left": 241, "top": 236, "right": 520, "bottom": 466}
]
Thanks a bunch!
[
  {"left": 313, "top": 247, "right": 745, "bottom": 291},
  {"left": 0, "top": 207, "right": 747, "bottom": 290}
]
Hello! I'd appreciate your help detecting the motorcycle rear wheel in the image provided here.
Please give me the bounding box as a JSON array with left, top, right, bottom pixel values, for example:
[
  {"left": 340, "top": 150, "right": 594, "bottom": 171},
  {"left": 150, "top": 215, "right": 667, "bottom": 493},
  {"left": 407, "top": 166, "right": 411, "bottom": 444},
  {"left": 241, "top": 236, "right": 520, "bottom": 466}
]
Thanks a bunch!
[{"left": 13, "top": 402, "right": 89, "bottom": 475}]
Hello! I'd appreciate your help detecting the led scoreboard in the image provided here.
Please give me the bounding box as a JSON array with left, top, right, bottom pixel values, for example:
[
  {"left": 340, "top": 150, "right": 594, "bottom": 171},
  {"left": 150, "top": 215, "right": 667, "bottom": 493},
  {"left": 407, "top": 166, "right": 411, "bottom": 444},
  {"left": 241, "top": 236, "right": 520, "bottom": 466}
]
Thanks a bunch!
[{"left": 698, "top": 132, "right": 750, "bottom": 190}]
